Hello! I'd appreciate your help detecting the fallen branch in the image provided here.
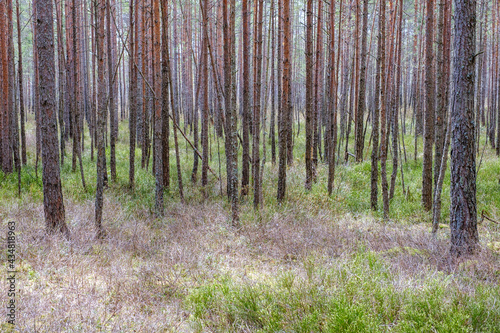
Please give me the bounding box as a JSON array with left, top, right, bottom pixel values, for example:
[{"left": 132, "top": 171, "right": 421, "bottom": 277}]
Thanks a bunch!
[{"left": 481, "top": 211, "right": 499, "bottom": 225}]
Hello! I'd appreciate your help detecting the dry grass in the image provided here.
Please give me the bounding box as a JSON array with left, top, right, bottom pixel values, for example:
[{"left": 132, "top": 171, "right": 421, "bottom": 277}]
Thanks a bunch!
[{"left": 1, "top": 188, "right": 500, "bottom": 332}]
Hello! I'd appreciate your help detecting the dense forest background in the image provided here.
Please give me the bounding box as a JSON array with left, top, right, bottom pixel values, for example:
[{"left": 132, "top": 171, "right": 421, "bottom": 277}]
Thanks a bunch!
[{"left": 1, "top": 0, "right": 500, "bottom": 331}]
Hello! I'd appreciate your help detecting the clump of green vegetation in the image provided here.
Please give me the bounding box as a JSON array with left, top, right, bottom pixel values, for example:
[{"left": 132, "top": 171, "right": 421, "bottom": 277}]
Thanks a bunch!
[{"left": 186, "top": 252, "right": 500, "bottom": 332}]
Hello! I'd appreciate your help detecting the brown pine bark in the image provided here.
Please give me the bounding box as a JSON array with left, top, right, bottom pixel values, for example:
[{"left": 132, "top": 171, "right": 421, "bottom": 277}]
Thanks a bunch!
[
  {"left": 252, "top": 0, "right": 264, "bottom": 209},
  {"left": 55, "top": 0, "right": 66, "bottom": 165},
  {"left": 35, "top": 0, "right": 69, "bottom": 237},
  {"left": 450, "top": 0, "right": 478, "bottom": 256},
  {"left": 153, "top": 0, "right": 163, "bottom": 216},
  {"left": 355, "top": 0, "right": 368, "bottom": 163},
  {"left": 312, "top": 0, "right": 323, "bottom": 175},
  {"left": 422, "top": 0, "right": 436, "bottom": 211},
  {"left": 129, "top": 0, "right": 137, "bottom": 188},
  {"left": 108, "top": 0, "right": 117, "bottom": 182},
  {"left": 327, "top": 0, "right": 339, "bottom": 196},
  {"left": 270, "top": 0, "right": 276, "bottom": 166},
  {"left": 0, "top": 0, "right": 12, "bottom": 173},
  {"left": 241, "top": 0, "right": 250, "bottom": 197},
  {"left": 200, "top": 0, "right": 209, "bottom": 188},
  {"left": 7, "top": 0, "right": 19, "bottom": 175},
  {"left": 371, "top": 0, "right": 383, "bottom": 211},
  {"left": 74, "top": 0, "right": 86, "bottom": 189},
  {"left": 161, "top": 0, "right": 170, "bottom": 190},
  {"left": 277, "top": 0, "right": 291, "bottom": 203},
  {"left": 379, "top": 0, "right": 389, "bottom": 219},
  {"left": 223, "top": 0, "right": 239, "bottom": 223},
  {"left": 305, "top": 0, "right": 313, "bottom": 191},
  {"left": 95, "top": 0, "right": 107, "bottom": 238},
  {"left": 16, "top": 0, "right": 26, "bottom": 166}
]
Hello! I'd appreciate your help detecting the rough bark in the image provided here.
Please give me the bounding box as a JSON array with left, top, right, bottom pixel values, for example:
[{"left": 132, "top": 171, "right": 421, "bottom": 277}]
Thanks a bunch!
[
  {"left": 252, "top": 0, "right": 264, "bottom": 209},
  {"left": 422, "top": 0, "right": 436, "bottom": 211},
  {"left": 108, "top": 0, "right": 117, "bottom": 182},
  {"left": 241, "top": 0, "right": 250, "bottom": 197},
  {"left": 161, "top": 0, "right": 170, "bottom": 189},
  {"left": 200, "top": 0, "right": 209, "bottom": 188},
  {"left": 379, "top": 0, "right": 389, "bottom": 219},
  {"left": 16, "top": 0, "right": 26, "bottom": 166},
  {"left": 371, "top": 0, "right": 383, "bottom": 210},
  {"left": 305, "top": 0, "right": 313, "bottom": 191},
  {"left": 277, "top": 0, "right": 291, "bottom": 203},
  {"left": 95, "top": 0, "right": 107, "bottom": 238},
  {"left": 129, "top": 0, "right": 136, "bottom": 188},
  {"left": 450, "top": 0, "right": 478, "bottom": 256},
  {"left": 153, "top": 0, "right": 163, "bottom": 216},
  {"left": 35, "top": 0, "right": 69, "bottom": 237},
  {"left": 355, "top": 0, "right": 368, "bottom": 163}
]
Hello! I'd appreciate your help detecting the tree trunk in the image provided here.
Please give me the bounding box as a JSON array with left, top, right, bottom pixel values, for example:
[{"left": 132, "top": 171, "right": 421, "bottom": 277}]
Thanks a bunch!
[
  {"left": 355, "top": 0, "right": 368, "bottom": 163},
  {"left": 305, "top": 0, "right": 313, "bottom": 191},
  {"left": 35, "top": 0, "right": 69, "bottom": 237},
  {"left": 422, "top": 0, "right": 436, "bottom": 211},
  {"left": 129, "top": 0, "right": 136, "bottom": 188},
  {"left": 153, "top": 0, "right": 163, "bottom": 216},
  {"left": 277, "top": 0, "right": 291, "bottom": 203},
  {"left": 371, "top": 0, "right": 383, "bottom": 210},
  {"left": 450, "top": 0, "right": 478, "bottom": 256},
  {"left": 241, "top": 0, "right": 250, "bottom": 197},
  {"left": 224, "top": 0, "right": 239, "bottom": 223},
  {"left": 161, "top": 0, "right": 170, "bottom": 189},
  {"left": 16, "top": 0, "right": 26, "bottom": 166},
  {"left": 379, "top": 0, "right": 389, "bottom": 219},
  {"left": 108, "top": 0, "right": 117, "bottom": 182},
  {"left": 252, "top": 0, "right": 264, "bottom": 209},
  {"left": 95, "top": 0, "right": 107, "bottom": 238},
  {"left": 200, "top": 0, "right": 209, "bottom": 188}
]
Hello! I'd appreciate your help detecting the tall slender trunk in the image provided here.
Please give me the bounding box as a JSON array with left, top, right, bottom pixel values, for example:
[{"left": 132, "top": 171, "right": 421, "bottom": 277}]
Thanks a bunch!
[
  {"left": 108, "top": 0, "right": 117, "bottom": 182},
  {"left": 161, "top": 0, "right": 170, "bottom": 189},
  {"left": 129, "top": 0, "right": 136, "bottom": 188},
  {"left": 95, "top": 0, "right": 107, "bottom": 238},
  {"left": 371, "top": 0, "right": 383, "bottom": 210},
  {"left": 153, "top": 0, "right": 163, "bottom": 216},
  {"left": 16, "top": 0, "right": 26, "bottom": 165},
  {"left": 35, "top": 0, "right": 69, "bottom": 237},
  {"left": 241, "top": 0, "right": 251, "bottom": 197},
  {"left": 379, "top": 0, "right": 389, "bottom": 219},
  {"left": 355, "top": 0, "right": 368, "bottom": 162},
  {"left": 252, "top": 0, "right": 264, "bottom": 209},
  {"left": 312, "top": 0, "right": 323, "bottom": 175},
  {"left": 422, "top": 0, "right": 436, "bottom": 211},
  {"left": 305, "top": 0, "right": 313, "bottom": 190},
  {"left": 277, "top": 0, "right": 291, "bottom": 202},
  {"left": 200, "top": 0, "right": 209, "bottom": 188}
]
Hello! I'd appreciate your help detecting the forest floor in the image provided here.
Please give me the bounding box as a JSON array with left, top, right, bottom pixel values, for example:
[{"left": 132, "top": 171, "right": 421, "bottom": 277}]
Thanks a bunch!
[{"left": 1, "top": 118, "right": 500, "bottom": 332}]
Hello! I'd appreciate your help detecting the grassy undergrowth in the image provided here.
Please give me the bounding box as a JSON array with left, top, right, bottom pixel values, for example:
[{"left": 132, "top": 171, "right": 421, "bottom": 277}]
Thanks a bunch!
[
  {"left": 187, "top": 252, "right": 500, "bottom": 332},
  {"left": 1, "top": 117, "right": 500, "bottom": 331}
]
